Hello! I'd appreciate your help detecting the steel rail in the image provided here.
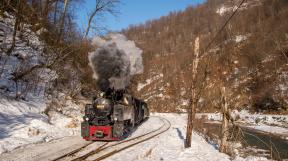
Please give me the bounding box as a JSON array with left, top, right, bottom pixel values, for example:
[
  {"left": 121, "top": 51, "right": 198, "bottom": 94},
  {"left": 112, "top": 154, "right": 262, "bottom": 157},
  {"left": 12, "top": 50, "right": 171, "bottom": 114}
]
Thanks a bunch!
[
  {"left": 70, "top": 116, "right": 169, "bottom": 161},
  {"left": 52, "top": 118, "right": 154, "bottom": 161},
  {"left": 51, "top": 141, "right": 96, "bottom": 161},
  {"left": 92, "top": 117, "right": 171, "bottom": 161}
]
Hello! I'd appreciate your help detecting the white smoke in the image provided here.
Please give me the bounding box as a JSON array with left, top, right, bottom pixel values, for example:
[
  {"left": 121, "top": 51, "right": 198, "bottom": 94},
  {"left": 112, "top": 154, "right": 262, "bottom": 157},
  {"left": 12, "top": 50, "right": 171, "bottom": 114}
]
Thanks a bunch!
[{"left": 89, "top": 33, "right": 143, "bottom": 91}]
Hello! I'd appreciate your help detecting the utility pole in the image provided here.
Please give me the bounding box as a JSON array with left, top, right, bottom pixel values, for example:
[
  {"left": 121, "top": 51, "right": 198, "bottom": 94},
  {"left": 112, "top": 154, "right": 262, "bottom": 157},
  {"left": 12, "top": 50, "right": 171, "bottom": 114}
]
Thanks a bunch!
[
  {"left": 220, "top": 87, "right": 229, "bottom": 152},
  {"left": 185, "top": 37, "right": 200, "bottom": 148}
]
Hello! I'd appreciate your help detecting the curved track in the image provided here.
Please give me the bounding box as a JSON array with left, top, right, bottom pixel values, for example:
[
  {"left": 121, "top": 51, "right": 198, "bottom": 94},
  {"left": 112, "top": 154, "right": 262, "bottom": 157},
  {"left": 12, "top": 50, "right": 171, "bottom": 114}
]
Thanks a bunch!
[{"left": 54, "top": 116, "right": 171, "bottom": 161}]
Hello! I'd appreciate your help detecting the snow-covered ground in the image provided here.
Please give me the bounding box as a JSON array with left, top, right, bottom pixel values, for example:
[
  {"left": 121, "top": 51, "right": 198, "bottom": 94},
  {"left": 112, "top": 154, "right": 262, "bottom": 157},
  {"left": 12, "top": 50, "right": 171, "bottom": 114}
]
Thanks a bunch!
[
  {"left": 0, "top": 97, "right": 81, "bottom": 154},
  {"left": 105, "top": 113, "right": 269, "bottom": 161},
  {"left": 0, "top": 113, "right": 269, "bottom": 161},
  {"left": 197, "top": 110, "right": 288, "bottom": 137},
  {"left": 137, "top": 73, "right": 163, "bottom": 91},
  {"left": 0, "top": 135, "right": 92, "bottom": 161},
  {"left": 246, "top": 125, "right": 288, "bottom": 137},
  {"left": 0, "top": 12, "right": 83, "bottom": 155}
]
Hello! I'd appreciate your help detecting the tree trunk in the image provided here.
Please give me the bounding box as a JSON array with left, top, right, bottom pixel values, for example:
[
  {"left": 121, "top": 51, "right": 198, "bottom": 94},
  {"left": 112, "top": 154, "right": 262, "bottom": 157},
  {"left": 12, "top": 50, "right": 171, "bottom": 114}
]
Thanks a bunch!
[
  {"left": 185, "top": 102, "right": 192, "bottom": 147},
  {"left": 58, "top": 0, "right": 69, "bottom": 42},
  {"left": 185, "top": 37, "right": 200, "bottom": 148},
  {"left": 53, "top": 0, "right": 59, "bottom": 24},
  {"left": 220, "top": 87, "right": 229, "bottom": 153},
  {"left": 7, "top": 0, "right": 21, "bottom": 55},
  {"left": 84, "top": 0, "right": 102, "bottom": 38},
  {"left": 42, "top": 0, "right": 50, "bottom": 19},
  {"left": 185, "top": 98, "right": 197, "bottom": 148}
]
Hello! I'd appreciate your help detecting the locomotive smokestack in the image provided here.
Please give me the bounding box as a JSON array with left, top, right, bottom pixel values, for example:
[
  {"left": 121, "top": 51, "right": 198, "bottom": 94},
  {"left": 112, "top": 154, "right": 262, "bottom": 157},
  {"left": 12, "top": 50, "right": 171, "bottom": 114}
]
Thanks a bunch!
[{"left": 89, "top": 33, "right": 143, "bottom": 91}]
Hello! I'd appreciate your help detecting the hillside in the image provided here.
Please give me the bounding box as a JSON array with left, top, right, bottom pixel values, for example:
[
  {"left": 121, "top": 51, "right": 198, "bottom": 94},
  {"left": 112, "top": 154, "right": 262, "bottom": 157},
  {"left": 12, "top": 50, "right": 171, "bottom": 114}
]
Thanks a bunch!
[
  {"left": 0, "top": 2, "right": 89, "bottom": 153},
  {"left": 123, "top": 0, "right": 288, "bottom": 113},
  {"left": 0, "top": 0, "right": 287, "bottom": 160}
]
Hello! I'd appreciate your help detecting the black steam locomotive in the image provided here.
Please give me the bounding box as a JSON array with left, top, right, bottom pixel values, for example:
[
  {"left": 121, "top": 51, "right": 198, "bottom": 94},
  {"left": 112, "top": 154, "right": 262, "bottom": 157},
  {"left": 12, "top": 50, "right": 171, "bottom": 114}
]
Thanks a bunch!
[{"left": 81, "top": 89, "right": 149, "bottom": 141}]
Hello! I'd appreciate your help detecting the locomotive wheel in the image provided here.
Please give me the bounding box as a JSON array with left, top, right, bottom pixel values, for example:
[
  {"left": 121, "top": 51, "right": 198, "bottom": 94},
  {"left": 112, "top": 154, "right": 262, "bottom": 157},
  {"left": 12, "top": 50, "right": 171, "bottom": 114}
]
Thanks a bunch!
[{"left": 113, "top": 122, "right": 124, "bottom": 138}]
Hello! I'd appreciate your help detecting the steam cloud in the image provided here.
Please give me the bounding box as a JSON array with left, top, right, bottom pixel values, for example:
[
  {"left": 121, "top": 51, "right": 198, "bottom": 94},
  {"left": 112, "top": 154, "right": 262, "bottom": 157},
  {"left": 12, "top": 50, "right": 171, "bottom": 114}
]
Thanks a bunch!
[{"left": 89, "top": 33, "right": 143, "bottom": 91}]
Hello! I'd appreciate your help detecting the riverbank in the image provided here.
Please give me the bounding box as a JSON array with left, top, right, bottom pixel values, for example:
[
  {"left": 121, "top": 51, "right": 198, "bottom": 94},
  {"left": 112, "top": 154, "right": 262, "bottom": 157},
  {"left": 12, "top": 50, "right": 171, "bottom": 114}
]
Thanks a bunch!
[{"left": 202, "top": 121, "right": 288, "bottom": 160}]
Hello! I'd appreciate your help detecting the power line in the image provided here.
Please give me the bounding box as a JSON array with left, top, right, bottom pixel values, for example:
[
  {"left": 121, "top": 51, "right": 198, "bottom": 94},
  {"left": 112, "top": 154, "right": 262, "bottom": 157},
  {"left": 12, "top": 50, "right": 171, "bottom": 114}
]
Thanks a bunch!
[
  {"left": 184, "top": 0, "right": 248, "bottom": 148},
  {"left": 204, "top": 0, "right": 247, "bottom": 53},
  {"left": 139, "top": 0, "right": 248, "bottom": 100},
  {"left": 161, "top": 0, "right": 247, "bottom": 85}
]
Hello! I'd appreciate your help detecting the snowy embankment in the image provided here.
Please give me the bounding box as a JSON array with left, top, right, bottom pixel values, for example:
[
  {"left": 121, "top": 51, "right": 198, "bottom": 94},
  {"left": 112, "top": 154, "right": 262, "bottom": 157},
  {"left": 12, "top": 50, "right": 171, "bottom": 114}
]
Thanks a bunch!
[
  {"left": 0, "top": 97, "right": 80, "bottom": 154},
  {"left": 105, "top": 113, "right": 268, "bottom": 161},
  {"left": 0, "top": 12, "right": 81, "bottom": 154},
  {"left": 197, "top": 110, "right": 288, "bottom": 137}
]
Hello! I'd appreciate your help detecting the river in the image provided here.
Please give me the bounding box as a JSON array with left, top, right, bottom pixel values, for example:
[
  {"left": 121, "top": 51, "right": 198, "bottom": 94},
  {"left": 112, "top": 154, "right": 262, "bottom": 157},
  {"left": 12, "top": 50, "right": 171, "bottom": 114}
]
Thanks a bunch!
[{"left": 203, "top": 122, "right": 288, "bottom": 160}]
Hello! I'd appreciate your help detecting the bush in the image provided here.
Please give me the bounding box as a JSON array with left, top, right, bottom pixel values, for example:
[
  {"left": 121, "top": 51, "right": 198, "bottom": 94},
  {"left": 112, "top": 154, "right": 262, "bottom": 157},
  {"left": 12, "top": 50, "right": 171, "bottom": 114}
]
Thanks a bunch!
[{"left": 253, "top": 97, "right": 283, "bottom": 112}]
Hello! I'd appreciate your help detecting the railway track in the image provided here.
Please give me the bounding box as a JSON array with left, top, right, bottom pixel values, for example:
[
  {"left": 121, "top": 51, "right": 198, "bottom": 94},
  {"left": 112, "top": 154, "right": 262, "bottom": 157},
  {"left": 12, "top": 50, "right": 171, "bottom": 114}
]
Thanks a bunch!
[
  {"left": 54, "top": 116, "right": 170, "bottom": 161},
  {"left": 51, "top": 141, "right": 101, "bottom": 161}
]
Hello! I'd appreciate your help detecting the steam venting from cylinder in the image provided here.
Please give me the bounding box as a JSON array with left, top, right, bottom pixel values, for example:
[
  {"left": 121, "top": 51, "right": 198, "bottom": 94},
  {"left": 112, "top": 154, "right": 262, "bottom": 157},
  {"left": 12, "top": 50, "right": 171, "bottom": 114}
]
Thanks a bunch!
[{"left": 89, "top": 33, "right": 143, "bottom": 91}]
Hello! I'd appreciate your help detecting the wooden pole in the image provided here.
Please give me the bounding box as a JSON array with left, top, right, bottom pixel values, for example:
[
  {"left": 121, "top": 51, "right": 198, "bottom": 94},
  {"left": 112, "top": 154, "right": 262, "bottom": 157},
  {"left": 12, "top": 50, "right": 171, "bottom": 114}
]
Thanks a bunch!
[
  {"left": 220, "top": 87, "right": 229, "bottom": 152},
  {"left": 185, "top": 37, "right": 200, "bottom": 148}
]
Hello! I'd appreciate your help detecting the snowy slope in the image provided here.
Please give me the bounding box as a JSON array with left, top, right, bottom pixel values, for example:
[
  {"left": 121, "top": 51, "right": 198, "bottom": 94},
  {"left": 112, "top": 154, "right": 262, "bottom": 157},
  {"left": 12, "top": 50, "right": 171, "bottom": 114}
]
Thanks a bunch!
[
  {"left": 0, "top": 12, "right": 81, "bottom": 154},
  {"left": 0, "top": 96, "right": 81, "bottom": 154},
  {"left": 0, "top": 12, "right": 55, "bottom": 99}
]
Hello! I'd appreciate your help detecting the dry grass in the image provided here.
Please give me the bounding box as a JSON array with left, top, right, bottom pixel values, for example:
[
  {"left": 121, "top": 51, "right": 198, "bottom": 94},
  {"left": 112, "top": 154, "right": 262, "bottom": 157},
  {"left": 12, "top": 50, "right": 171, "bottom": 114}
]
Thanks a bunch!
[{"left": 143, "top": 148, "right": 154, "bottom": 158}]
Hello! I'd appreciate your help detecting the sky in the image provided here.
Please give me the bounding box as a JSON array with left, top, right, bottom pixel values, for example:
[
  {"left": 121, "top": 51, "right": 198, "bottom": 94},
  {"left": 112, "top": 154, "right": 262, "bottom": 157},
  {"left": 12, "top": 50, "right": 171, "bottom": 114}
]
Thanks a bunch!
[{"left": 76, "top": 0, "right": 205, "bottom": 35}]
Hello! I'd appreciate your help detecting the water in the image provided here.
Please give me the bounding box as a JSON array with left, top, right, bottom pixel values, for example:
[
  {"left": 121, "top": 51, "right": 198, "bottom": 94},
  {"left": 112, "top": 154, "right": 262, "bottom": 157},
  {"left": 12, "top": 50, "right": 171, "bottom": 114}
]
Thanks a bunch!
[
  {"left": 242, "top": 128, "right": 288, "bottom": 160},
  {"left": 203, "top": 122, "right": 288, "bottom": 160}
]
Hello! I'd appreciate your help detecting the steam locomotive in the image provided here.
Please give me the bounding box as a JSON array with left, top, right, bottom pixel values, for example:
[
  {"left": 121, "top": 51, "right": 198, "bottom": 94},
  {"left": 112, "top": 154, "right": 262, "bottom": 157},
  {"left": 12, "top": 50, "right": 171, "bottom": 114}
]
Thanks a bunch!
[{"left": 81, "top": 89, "right": 149, "bottom": 141}]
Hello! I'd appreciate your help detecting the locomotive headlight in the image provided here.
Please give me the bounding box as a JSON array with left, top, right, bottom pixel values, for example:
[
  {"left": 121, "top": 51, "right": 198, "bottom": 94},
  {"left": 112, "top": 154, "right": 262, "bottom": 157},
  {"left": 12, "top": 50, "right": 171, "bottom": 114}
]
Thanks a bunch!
[
  {"left": 114, "top": 117, "right": 118, "bottom": 121},
  {"left": 95, "top": 98, "right": 112, "bottom": 112},
  {"left": 85, "top": 117, "right": 89, "bottom": 121}
]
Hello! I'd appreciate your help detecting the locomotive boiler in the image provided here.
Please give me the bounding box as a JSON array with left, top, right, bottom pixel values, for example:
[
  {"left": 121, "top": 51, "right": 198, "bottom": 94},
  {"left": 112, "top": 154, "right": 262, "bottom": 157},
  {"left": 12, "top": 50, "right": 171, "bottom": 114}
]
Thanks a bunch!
[{"left": 81, "top": 89, "right": 149, "bottom": 141}]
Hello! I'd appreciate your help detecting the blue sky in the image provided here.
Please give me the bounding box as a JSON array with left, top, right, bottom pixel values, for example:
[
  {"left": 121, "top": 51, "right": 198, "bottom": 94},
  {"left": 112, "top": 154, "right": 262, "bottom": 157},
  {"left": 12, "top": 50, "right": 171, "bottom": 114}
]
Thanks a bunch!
[{"left": 76, "top": 0, "right": 205, "bottom": 35}]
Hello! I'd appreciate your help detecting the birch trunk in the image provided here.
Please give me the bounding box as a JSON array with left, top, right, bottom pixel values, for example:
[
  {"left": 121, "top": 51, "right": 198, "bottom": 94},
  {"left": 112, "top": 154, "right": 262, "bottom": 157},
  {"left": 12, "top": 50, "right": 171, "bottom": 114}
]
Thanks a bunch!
[{"left": 185, "top": 37, "right": 200, "bottom": 148}]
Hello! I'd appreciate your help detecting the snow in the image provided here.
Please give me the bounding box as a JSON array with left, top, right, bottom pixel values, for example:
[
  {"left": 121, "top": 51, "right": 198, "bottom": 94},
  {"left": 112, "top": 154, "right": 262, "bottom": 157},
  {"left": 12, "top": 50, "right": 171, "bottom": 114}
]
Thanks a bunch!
[
  {"left": 0, "top": 97, "right": 80, "bottom": 154},
  {"left": 216, "top": 5, "right": 237, "bottom": 16},
  {"left": 276, "top": 71, "right": 288, "bottom": 96},
  {"left": 180, "top": 99, "right": 189, "bottom": 106},
  {"left": 0, "top": 136, "right": 89, "bottom": 161},
  {"left": 216, "top": 1, "right": 261, "bottom": 16},
  {"left": 235, "top": 35, "right": 248, "bottom": 43},
  {"left": 104, "top": 113, "right": 269, "bottom": 161},
  {"left": 0, "top": 113, "right": 270, "bottom": 161},
  {"left": 198, "top": 110, "right": 288, "bottom": 137},
  {"left": 0, "top": 12, "right": 57, "bottom": 99},
  {"left": 0, "top": 12, "right": 81, "bottom": 155},
  {"left": 137, "top": 73, "right": 163, "bottom": 91},
  {"left": 247, "top": 125, "right": 288, "bottom": 137}
]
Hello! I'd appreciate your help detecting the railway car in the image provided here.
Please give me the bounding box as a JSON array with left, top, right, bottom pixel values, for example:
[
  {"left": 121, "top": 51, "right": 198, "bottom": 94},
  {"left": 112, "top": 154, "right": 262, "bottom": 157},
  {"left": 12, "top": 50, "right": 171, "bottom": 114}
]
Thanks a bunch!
[{"left": 81, "top": 89, "right": 149, "bottom": 141}]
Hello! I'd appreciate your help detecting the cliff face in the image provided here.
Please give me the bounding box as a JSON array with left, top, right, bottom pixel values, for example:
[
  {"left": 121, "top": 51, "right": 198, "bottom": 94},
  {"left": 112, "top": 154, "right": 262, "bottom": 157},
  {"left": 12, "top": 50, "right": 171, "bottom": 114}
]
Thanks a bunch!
[{"left": 123, "top": 0, "right": 288, "bottom": 113}]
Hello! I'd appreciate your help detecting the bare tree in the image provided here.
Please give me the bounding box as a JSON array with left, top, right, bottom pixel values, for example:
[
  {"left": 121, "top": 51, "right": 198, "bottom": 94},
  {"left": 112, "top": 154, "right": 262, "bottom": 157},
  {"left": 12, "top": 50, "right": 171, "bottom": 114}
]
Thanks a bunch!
[
  {"left": 58, "top": 0, "right": 69, "bottom": 41},
  {"left": 84, "top": 0, "right": 120, "bottom": 38},
  {"left": 185, "top": 37, "right": 200, "bottom": 148},
  {"left": 53, "top": 0, "right": 60, "bottom": 24},
  {"left": 220, "top": 87, "right": 229, "bottom": 153},
  {"left": 7, "top": 0, "right": 22, "bottom": 54}
]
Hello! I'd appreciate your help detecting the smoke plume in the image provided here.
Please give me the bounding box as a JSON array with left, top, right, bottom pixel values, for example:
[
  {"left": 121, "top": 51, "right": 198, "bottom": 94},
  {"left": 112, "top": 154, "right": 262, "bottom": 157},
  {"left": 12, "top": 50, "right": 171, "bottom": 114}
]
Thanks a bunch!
[{"left": 89, "top": 33, "right": 143, "bottom": 91}]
